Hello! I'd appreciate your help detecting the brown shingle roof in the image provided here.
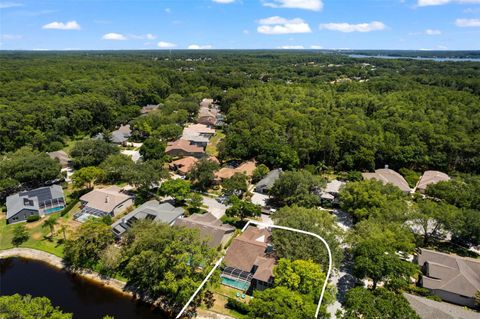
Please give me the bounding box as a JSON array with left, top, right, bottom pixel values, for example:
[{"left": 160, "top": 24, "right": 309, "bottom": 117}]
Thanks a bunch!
[
  {"left": 184, "top": 123, "right": 216, "bottom": 135},
  {"left": 170, "top": 156, "right": 199, "bottom": 174},
  {"left": 417, "top": 171, "right": 450, "bottom": 192},
  {"left": 417, "top": 248, "right": 480, "bottom": 298},
  {"left": 215, "top": 160, "right": 257, "bottom": 180},
  {"left": 224, "top": 226, "right": 273, "bottom": 274},
  {"left": 166, "top": 139, "right": 204, "bottom": 155},
  {"left": 362, "top": 168, "right": 411, "bottom": 193},
  {"left": 80, "top": 186, "right": 132, "bottom": 214},
  {"left": 174, "top": 212, "right": 235, "bottom": 248}
]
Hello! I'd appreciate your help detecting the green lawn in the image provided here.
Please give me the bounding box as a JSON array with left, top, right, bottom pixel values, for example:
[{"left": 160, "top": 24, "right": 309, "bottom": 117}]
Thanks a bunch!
[{"left": 0, "top": 202, "right": 82, "bottom": 258}]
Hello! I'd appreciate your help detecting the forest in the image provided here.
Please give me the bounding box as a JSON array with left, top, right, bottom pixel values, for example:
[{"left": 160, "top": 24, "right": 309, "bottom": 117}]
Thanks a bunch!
[{"left": 1, "top": 51, "right": 479, "bottom": 174}]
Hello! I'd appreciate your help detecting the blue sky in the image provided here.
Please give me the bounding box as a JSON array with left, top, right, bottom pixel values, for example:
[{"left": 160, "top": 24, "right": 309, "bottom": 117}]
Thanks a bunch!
[{"left": 0, "top": 0, "right": 479, "bottom": 50}]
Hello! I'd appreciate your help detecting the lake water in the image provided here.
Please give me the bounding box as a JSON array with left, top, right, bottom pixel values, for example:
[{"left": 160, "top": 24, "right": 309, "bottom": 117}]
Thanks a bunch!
[
  {"left": 0, "top": 257, "right": 168, "bottom": 319},
  {"left": 347, "top": 54, "right": 480, "bottom": 62}
]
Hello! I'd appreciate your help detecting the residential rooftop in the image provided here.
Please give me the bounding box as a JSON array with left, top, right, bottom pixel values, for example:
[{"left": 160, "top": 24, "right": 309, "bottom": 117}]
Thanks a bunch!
[
  {"left": 362, "top": 168, "right": 411, "bottom": 193},
  {"left": 416, "top": 170, "right": 450, "bottom": 192}
]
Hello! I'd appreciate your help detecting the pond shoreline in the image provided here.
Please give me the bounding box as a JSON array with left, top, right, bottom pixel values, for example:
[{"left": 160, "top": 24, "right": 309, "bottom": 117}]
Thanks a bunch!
[{"left": 0, "top": 248, "right": 131, "bottom": 297}]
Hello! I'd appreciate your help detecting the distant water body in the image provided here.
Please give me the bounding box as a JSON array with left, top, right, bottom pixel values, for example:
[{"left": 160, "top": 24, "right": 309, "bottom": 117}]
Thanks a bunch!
[
  {"left": 347, "top": 54, "right": 480, "bottom": 62},
  {"left": 0, "top": 257, "right": 168, "bottom": 319}
]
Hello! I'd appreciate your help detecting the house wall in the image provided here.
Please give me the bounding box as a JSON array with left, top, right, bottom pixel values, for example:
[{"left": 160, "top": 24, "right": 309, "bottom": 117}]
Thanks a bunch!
[
  {"left": 112, "top": 198, "right": 134, "bottom": 217},
  {"left": 432, "top": 289, "right": 475, "bottom": 308},
  {"left": 166, "top": 149, "right": 205, "bottom": 158},
  {"left": 7, "top": 209, "right": 39, "bottom": 224}
]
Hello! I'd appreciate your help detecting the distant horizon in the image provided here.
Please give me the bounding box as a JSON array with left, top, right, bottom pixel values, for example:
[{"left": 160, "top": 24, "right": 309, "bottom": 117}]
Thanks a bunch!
[{"left": 1, "top": 0, "right": 480, "bottom": 51}]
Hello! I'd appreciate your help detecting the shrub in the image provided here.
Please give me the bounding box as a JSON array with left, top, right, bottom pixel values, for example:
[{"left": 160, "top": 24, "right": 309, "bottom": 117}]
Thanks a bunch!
[
  {"left": 226, "top": 297, "right": 249, "bottom": 315},
  {"left": 60, "top": 199, "right": 79, "bottom": 217},
  {"left": 26, "top": 215, "right": 40, "bottom": 222}
]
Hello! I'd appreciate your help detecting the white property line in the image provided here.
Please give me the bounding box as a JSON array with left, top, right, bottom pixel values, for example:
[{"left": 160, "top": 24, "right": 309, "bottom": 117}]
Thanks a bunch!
[{"left": 176, "top": 220, "right": 332, "bottom": 319}]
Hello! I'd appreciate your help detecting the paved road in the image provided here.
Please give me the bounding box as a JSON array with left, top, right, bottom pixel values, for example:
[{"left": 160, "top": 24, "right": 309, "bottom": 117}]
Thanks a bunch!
[{"left": 202, "top": 196, "right": 228, "bottom": 219}]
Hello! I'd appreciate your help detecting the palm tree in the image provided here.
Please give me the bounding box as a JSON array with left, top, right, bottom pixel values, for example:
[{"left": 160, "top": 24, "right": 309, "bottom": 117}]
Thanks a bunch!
[
  {"left": 42, "top": 217, "right": 58, "bottom": 238},
  {"left": 58, "top": 225, "right": 68, "bottom": 241}
]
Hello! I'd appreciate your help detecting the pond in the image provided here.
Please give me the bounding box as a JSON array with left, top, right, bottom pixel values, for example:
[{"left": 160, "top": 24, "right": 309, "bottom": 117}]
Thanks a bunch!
[{"left": 0, "top": 257, "right": 169, "bottom": 319}]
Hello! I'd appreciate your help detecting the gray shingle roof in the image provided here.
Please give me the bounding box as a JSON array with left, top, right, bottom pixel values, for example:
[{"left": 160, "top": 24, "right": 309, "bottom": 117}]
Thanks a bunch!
[
  {"left": 6, "top": 185, "right": 64, "bottom": 219},
  {"left": 404, "top": 293, "right": 480, "bottom": 319},
  {"left": 111, "top": 200, "right": 184, "bottom": 237},
  {"left": 255, "top": 169, "right": 282, "bottom": 192}
]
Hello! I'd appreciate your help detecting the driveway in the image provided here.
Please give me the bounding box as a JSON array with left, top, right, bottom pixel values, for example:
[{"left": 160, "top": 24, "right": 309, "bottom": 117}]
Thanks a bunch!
[{"left": 202, "top": 196, "right": 228, "bottom": 219}]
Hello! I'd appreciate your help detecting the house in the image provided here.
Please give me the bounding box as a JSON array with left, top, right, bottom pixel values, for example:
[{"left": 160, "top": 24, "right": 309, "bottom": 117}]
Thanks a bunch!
[
  {"left": 404, "top": 293, "right": 480, "bottom": 319},
  {"left": 183, "top": 123, "right": 216, "bottom": 138},
  {"left": 254, "top": 169, "right": 282, "bottom": 194},
  {"left": 197, "top": 108, "right": 217, "bottom": 126},
  {"left": 47, "top": 150, "right": 71, "bottom": 168},
  {"left": 174, "top": 212, "right": 235, "bottom": 248},
  {"left": 165, "top": 139, "right": 205, "bottom": 158},
  {"left": 320, "top": 179, "right": 346, "bottom": 204},
  {"left": 215, "top": 161, "right": 257, "bottom": 182},
  {"left": 111, "top": 200, "right": 184, "bottom": 238},
  {"left": 180, "top": 131, "right": 210, "bottom": 147},
  {"left": 362, "top": 167, "right": 411, "bottom": 193},
  {"left": 416, "top": 248, "right": 480, "bottom": 308},
  {"left": 221, "top": 226, "right": 275, "bottom": 292},
  {"left": 6, "top": 185, "right": 65, "bottom": 224},
  {"left": 111, "top": 124, "right": 132, "bottom": 145},
  {"left": 416, "top": 171, "right": 450, "bottom": 193},
  {"left": 79, "top": 186, "right": 133, "bottom": 218},
  {"left": 169, "top": 156, "right": 199, "bottom": 175},
  {"left": 120, "top": 149, "right": 141, "bottom": 163},
  {"left": 140, "top": 104, "right": 159, "bottom": 114}
]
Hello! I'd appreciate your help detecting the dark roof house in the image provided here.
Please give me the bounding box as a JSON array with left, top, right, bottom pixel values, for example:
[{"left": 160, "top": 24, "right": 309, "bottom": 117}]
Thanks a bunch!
[
  {"left": 6, "top": 185, "right": 65, "bottom": 224},
  {"left": 417, "top": 248, "right": 480, "bottom": 308},
  {"left": 254, "top": 169, "right": 282, "bottom": 194},
  {"left": 404, "top": 293, "right": 480, "bottom": 319},
  {"left": 111, "top": 200, "right": 184, "bottom": 238},
  {"left": 174, "top": 212, "right": 235, "bottom": 248}
]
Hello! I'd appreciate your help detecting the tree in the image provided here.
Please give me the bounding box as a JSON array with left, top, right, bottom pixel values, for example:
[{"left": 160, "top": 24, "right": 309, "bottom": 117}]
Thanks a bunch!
[
  {"left": 475, "top": 290, "right": 480, "bottom": 308},
  {"left": 351, "top": 221, "right": 417, "bottom": 290},
  {"left": 222, "top": 172, "right": 248, "bottom": 196},
  {"left": 270, "top": 170, "right": 326, "bottom": 208},
  {"left": 203, "top": 290, "right": 215, "bottom": 309},
  {"left": 159, "top": 179, "right": 191, "bottom": 204},
  {"left": 411, "top": 200, "right": 461, "bottom": 245},
  {"left": 11, "top": 224, "right": 29, "bottom": 247},
  {"left": 272, "top": 206, "right": 343, "bottom": 268},
  {"left": 342, "top": 288, "right": 420, "bottom": 319},
  {"left": 248, "top": 286, "right": 316, "bottom": 319},
  {"left": 0, "top": 294, "right": 72, "bottom": 319},
  {"left": 71, "top": 166, "right": 105, "bottom": 189},
  {"left": 274, "top": 259, "right": 326, "bottom": 299},
  {"left": 452, "top": 209, "right": 480, "bottom": 247},
  {"left": 339, "top": 180, "right": 408, "bottom": 222},
  {"left": 63, "top": 219, "right": 115, "bottom": 269},
  {"left": 139, "top": 137, "right": 165, "bottom": 161},
  {"left": 100, "top": 154, "right": 135, "bottom": 183},
  {"left": 225, "top": 196, "right": 261, "bottom": 220},
  {"left": 58, "top": 225, "right": 68, "bottom": 241},
  {"left": 42, "top": 216, "right": 58, "bottom": 238},
  {"left": 189, "top": 158, "right": 219, "bottom": 191},
  {"left": 122, "top": 221, "right": 218, "bottom": 313},
  {"left": 252, "top": 164, "right": 270, "bottom": 183},
  {"left": 70, "top": 139, "right": 119, "bottom": 169},
  {"left": 187, "top": 192, "right": 204, "bottom": 214}
]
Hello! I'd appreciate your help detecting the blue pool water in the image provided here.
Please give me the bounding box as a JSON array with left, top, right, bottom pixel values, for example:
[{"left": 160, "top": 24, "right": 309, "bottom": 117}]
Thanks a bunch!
[
  {"left": 44, "top": 206, "right": 65, "bottom": 214},
  {"left": 221, "top": 277, "right": 250, "bottom": 291}
]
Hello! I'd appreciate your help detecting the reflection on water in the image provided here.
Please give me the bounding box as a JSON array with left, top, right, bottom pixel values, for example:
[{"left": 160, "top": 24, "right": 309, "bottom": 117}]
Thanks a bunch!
[{"left": 0, "top": 257, "right": 168, "bottom": 319}]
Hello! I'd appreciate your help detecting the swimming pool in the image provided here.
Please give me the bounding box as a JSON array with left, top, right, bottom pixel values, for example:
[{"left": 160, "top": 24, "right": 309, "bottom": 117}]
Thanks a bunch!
[{"left": 43, "top": 206, "right": 65, "bottom": 214}]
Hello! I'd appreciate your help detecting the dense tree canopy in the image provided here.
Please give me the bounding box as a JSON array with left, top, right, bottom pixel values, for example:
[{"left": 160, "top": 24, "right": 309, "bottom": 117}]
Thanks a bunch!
[
  {"left": 70, "top": 139, "right": 119, "bottom": 169},
  {"left": 0, "top": 294, "right": 72, "bottom": 319}
]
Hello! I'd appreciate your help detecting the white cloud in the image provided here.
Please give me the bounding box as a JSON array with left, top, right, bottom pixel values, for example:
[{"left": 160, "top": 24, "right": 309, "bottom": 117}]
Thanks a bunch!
[
  {"left": 418, "top": 0, "right": 480, "bottom": 6},
  {"left": 102, "top": 33, "right": 127, "bottom": 40},
  {"left": 212, "top": 0, "right": 235, "bottom": 3},
  {"left": 0, "top": 2, "right": 23, "bottom": 9},
  {"left": 263, "top": 0, "right": 323, "bottom": 11},
  {"left": 257, "top": 16, "right": 312, "bottom": 34},
  {"left": 278, "top": 45, "right": 305, "bottom": 49},
  {"left": 188, "top": 44, "right": 213, "bottom": 49},
  {"left": 0, "top": 34, "right": 22, "bottom": 40},
  {"left": 425, "top": 28, "right": 442, "bottom": 35},
  {"left": 130, "top": 33, "right": 157, "bottom": 40},
  {"left": 157, "top": 41, "right": 177, "bottom": 48},
  {"left": 243, "top": 29, "right": 250, "bottom": 34},
  {"left": 310, "top": 45, "right": 323, "bottom": 49},
  {"left": 455, "top": 18, "right": 480, "bottom": 26},
  {"left": 165, "top": 8, "right": 171, "bottom": 13},
  {"left": 320, "top": 21, "right": 386, "bottom": 32},
  {"left": 42, "top": 20, "right": 81, "bottom": 30}
]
